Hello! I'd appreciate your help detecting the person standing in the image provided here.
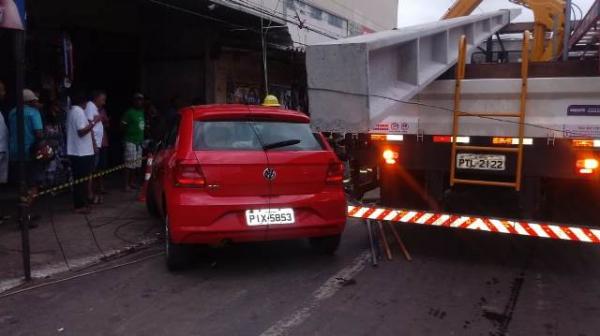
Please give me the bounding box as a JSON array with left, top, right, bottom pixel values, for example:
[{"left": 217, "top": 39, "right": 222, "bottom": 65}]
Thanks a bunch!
[
  {"left": 66, "top": 91, "right": 99, "bottom": 214},
  {"left": 8, "top": 89, "right": 44, "bottom": 199},
  {"left": 122, "top": 93, "right": 145, "bottom": 191},
  {"left": 84, "top": 90, "right": 106, "bottom": 203}
]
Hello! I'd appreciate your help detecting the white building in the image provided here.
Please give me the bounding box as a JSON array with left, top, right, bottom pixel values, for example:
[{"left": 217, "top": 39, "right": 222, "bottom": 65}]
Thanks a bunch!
[{"left": 213, "top": 0, "right": 399, "bottom": 47}]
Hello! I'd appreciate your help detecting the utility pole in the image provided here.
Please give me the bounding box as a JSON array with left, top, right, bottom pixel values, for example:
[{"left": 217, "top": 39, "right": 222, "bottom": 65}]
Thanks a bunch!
[{"left": 14, "top": 29, "right": 31, "bottom": 281}]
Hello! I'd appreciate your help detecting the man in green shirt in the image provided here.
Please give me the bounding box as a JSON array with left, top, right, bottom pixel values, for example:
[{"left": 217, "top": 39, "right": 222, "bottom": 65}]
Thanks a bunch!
[{"left": 122, "top": 93, "right": 145, "bottom": 191}]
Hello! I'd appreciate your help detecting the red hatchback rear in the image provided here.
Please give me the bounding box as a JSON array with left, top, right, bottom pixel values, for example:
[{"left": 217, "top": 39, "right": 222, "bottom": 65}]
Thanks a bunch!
[{"left": 146, "top": 105, "right": 347, "bottom": 270}]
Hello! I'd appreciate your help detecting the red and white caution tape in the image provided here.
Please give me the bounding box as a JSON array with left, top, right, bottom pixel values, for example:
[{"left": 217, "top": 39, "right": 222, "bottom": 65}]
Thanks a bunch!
[{"left": 347, "top": 205, "right": 600, "bottom": 244}]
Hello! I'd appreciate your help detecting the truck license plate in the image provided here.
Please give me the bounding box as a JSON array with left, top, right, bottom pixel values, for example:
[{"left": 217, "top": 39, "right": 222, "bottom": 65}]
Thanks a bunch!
[
  {"left": 246, "top": 208, "right": 295, "bottom": 226},
  {"left": 456, "top": 153, "right": 506, "bottom": 171}
]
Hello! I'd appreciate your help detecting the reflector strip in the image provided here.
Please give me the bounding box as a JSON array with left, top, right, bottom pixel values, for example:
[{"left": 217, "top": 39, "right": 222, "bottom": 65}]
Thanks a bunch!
[
  {"left": 386, "top": 134, "right": 404, "bottom": 141},
  {"left": 347, "top": 205, "right": 600, "bottom": 244}
]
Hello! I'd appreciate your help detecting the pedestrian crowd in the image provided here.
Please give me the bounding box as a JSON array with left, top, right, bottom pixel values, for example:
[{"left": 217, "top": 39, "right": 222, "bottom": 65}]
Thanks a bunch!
[{"left": 0, "top": 80, "right": 166, "bottom": 218}]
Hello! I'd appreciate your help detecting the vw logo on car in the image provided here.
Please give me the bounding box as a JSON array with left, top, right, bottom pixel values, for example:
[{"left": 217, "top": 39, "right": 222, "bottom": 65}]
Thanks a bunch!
[{"left": 263, "top": 168, "right": 277, "bottom": 181}]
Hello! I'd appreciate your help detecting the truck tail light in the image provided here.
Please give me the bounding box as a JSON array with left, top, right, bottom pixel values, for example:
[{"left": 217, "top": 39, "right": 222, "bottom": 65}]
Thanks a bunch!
[
  {"left": 326, "top": 162, "right": 344, "bottom": 184},
  {"left": 573, "top": 139, "right": 600, "bottom": 148},
  {"left": 433, "top": 136, "right": 470, "bottom": 144},
  {"left": 382, "top": 149, "right": 399, "bottom": 165},
  {"left": 576, "top": 158, "right": 599, "bottom": 175},
  {"left": 174, "top": 160, "right": 206, "bottom": 188},
  {"left": 493, "top": 137, "right": 533, "bottom": 145},
  {"left": 370, "top": 134, "right": 386, "bottom": 141}
]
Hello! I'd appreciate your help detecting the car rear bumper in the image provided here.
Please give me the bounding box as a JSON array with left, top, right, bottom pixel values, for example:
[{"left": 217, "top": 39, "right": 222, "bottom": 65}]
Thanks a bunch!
[{"left": 168, "top": 190, "right": 347, "bottom": 244}]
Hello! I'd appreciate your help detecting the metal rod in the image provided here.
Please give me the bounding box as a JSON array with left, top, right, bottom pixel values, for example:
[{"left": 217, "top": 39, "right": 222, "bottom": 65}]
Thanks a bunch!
[
  {"left": 515, "top": 31, "right": 530, "bottom": 192},
  {"left": 452, "top": 178, "right": 517, "bottom": 188},
  {"left": 563, "top": 0, "right": 572, "bottom": 61},
  {"left": 14, "top": 30, "right": 31, "bottom": 281},
  {"left": 377, "top": 221, "right": 393, "bottom": 261},
  {"left": 455, "top": 145, "right": 519, "bottom": 153},
  {"left": 387, "top": 221, "right": 412, "bottom": 261},
  {"left": 450, "top": 35, "right": 467, "bottom": 187},
  {"left": 365, "top": 219, "right": 378, "bottom": 266}
]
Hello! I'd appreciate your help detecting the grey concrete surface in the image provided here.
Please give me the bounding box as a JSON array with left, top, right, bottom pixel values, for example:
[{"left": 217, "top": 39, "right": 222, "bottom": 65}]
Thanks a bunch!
[
  {"left": 1, "top": 215, "right": 599, "bottom": 336},
  {"left": 0, "top": 187, "right": 162, "bottom": 285}
]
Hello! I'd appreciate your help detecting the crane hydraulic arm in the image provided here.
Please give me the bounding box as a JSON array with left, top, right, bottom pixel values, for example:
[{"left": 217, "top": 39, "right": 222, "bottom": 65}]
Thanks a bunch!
[{"left": 441, "top": 0, "right": 565, "bottom": 61}]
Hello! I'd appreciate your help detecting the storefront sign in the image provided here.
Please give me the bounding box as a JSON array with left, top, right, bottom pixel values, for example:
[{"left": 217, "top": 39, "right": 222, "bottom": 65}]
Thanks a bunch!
[
  {"left": 567, "top": 105, "right": 600, "bottom": 116},
  {"left": 0, "top": 0, "right": 26, "bottom": 30}
]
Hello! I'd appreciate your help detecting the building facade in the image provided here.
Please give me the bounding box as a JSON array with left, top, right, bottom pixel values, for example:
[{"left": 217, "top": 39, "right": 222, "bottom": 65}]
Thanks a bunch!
[{"left": 215, "top": 0, "right": 399, "bottom": 46}]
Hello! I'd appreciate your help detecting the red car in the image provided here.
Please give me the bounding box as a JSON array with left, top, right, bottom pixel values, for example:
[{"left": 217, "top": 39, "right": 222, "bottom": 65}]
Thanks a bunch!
[{"left": 146, "top": 104, "right": 347, "bottom": 270}]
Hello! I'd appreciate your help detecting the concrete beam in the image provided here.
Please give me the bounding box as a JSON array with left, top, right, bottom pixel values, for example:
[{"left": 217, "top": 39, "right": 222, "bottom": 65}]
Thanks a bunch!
[{"left": 306, "top": 9, "right": 521, "bottom": 132}]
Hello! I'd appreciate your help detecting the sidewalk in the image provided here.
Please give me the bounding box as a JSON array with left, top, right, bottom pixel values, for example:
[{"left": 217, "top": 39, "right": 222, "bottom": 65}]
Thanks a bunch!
[{"left": 0, "top": 178, "right": 162, "bottom": 291}]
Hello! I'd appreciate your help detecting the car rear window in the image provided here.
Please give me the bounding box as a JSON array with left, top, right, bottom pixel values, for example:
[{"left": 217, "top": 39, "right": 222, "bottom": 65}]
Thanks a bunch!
[{"left": 193, "top": 120, "right": 325, "bottom": 151}]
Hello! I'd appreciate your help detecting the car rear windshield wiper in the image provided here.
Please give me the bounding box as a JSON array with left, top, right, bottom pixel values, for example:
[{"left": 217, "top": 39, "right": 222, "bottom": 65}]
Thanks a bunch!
[{"left": 263, "top": 139, "right": 301, "bottom": 150}]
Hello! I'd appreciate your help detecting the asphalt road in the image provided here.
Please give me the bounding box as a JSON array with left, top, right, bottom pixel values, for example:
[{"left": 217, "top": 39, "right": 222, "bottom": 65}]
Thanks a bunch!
[{"left": 2, "top": 214, "right": 600, "bottom": 336}]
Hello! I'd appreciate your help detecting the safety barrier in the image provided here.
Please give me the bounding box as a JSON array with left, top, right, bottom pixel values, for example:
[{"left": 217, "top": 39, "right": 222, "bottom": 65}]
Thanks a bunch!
[{"left": 348, "top": 205, "right": 600, "bottom": 244}]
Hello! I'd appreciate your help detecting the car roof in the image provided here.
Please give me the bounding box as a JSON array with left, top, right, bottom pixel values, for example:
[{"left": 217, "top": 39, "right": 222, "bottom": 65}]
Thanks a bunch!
[{"left": 182, "top": 104, "right": 310, "bottom": 123}]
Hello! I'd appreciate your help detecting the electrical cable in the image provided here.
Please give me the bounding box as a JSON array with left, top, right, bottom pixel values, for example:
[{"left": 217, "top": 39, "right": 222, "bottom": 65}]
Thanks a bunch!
[
  {"left": 323, "top": 0, "right": 388, "bottom": 31},
  {"left": 84, "top": 214, "right": 107, "bottom": 258},
  {"left": 49, "top": 205, "right": 71, "bottom": 270},
  {"left": 144, "top": 0, "right": 309, "bottom": 47},
  {"left": 309, "top": 87, "right": 596, "bottom": 138},
  {"left": 225, "top": 0, "right": 342, "bottom": 39},
  {"left": 0, "top": 251, "right": 164, "bottom": 300}
]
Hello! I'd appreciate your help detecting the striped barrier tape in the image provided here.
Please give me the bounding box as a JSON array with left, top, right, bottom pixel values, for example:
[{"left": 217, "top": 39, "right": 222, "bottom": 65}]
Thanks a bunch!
[
  {"left": 347, "top": 205, "right": 600, "bottom": 244},
  {"left": 32, "top": 156, "right": 149, "bottom": 199}
]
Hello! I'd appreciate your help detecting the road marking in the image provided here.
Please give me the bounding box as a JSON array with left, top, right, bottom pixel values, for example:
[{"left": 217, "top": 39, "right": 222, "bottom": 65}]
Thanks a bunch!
[{"left": 260, "top": 250, "right": 370, "bottom": 336}]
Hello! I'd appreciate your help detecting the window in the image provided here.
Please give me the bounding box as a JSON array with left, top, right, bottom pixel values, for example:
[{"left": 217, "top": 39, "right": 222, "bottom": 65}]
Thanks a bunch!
[
  {"left": 310, "top": 7, "right": 323, "bottom": 20},
  {"left": 327, "top": 13, "right": 345, "bottom": 28},
  {"left": 193, "top": 120, "right": 324, "bottom": 151}
]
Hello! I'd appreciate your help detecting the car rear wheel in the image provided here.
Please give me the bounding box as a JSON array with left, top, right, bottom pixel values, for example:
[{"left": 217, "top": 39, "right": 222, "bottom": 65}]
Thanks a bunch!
[
  {"left": 146, "top": 184, "right": 159, "bottom": 217},
  {"left": 309, "top": 234, "right": 341, "bottom": 255},
  {"left": 165, "top": 217, "right": 187, "bottom": 271}
]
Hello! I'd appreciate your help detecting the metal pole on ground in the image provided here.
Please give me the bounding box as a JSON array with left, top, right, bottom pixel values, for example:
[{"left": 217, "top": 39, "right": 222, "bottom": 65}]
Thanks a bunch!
[
  {"left": 14, "top": 29, "right": 31, "bottom": 281},
  {"left": 365, "top": 219, "right": 378, "bottom": 266}
]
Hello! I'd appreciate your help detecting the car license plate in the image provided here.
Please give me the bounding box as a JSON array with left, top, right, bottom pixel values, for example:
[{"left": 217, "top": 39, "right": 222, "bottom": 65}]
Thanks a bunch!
[
  {"left": 245, "top": 208, "right": 295, "bottom": 226},
  {"left": 456, "top": 153, "right": 506, "bottom": 171}
]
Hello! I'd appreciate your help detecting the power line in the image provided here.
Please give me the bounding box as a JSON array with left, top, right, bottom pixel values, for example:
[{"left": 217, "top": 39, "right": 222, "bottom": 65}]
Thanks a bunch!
[
  {"left": 321, "top": 0, "right": 388, "bottom": 31},
  {"left": 224, "top": 0, "right": 342, "bottom": 39},
  {"left": 145, "top": 0, "right": 309, "bottom": 48},
  {"left": 309, "top": 87, "right": 593, "bottom": 138}
]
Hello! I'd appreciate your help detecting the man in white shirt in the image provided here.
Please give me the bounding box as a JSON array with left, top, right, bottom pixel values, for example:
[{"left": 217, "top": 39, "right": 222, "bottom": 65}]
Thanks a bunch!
[
  {"left": 67, "top": 90, "right": 100, "bottom": 213},
  {"left": 84, "top": 90, "right": 107, "bottom": 203}
]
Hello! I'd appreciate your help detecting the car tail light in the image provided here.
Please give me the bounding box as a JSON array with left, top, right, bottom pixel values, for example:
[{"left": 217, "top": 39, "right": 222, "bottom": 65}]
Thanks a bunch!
[
  {"left": 576, "top": 158, "right": 599, "bottom": 175},
  {"left": 326, "top": 162, "right": 344, "bottom": 184},
  {"left": 174, "top": 160, "right": 206, "bottom": 188},
  {"left": 382, "top": 149, "right": 399, "bottom": 165}
]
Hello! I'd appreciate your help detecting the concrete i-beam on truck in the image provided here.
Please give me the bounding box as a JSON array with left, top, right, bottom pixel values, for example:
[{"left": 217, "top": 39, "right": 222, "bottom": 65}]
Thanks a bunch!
[{"left": 306, "top": 1, "right": 600, "bottom": 220}]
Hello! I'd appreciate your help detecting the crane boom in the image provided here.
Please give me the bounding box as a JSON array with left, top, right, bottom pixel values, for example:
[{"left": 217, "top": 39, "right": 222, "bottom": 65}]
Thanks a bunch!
[{"left": 442, "top": 0, "right": 565, "bottom": 61}]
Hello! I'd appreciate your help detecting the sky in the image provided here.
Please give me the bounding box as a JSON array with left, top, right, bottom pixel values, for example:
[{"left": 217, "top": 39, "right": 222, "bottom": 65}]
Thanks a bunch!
[{"left": 397, "top": 0, "right": 596, "bottom": 27}]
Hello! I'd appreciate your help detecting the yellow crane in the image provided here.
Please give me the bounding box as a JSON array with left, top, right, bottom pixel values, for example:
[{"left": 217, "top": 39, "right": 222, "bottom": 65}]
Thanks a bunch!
[{"left": 442, "top": 0, "right": 566, "bottom": 61}]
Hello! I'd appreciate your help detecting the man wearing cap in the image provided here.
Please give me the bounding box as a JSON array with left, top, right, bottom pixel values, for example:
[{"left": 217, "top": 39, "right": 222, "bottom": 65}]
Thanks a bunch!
[
  {"left": 121, "top": 93, "right": 145, "bottom": 191},
  {"left": 8, "top": 89, "right": 44, "bottom": 197}
]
